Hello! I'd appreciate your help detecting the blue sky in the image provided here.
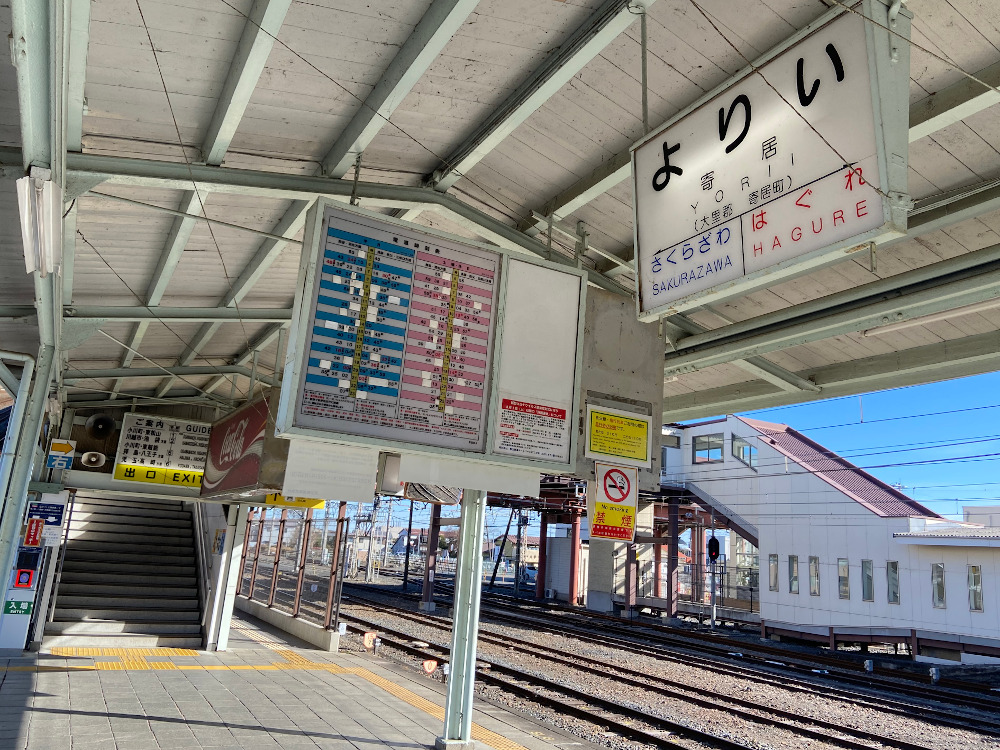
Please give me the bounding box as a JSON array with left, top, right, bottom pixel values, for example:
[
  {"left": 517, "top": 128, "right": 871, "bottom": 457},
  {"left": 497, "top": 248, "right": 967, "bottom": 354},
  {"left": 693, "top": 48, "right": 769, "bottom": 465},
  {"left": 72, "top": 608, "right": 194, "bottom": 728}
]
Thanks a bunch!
[{"left": 738, "top": 370, "right": 1000, "bottom": 520}]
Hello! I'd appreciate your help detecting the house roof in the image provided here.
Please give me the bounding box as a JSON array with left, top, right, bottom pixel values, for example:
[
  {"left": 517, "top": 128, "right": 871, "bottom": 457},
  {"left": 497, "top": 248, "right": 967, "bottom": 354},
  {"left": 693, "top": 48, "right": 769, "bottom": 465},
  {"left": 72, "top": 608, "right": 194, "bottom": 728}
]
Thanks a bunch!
[
  {"left": 895, "top": 527, "right": 1000, "bottom": 539},
  {"left": 736, "top": 416, "right": 941, "bottom": 520},
  {"left": 495, "top": 535, "right": 540, "bottom": 546}
]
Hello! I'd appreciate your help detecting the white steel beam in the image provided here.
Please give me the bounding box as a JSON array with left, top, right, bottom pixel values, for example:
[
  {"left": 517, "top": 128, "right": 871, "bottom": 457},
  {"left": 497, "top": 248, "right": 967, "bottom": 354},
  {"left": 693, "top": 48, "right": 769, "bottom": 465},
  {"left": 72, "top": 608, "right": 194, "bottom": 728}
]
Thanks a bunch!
[
  {"left": 663, "top": 240, "right": 1000, "bottom": 376},
  {"left": 202, "top": 0, "right": 294, "bottom": 166},
  {"left": 202, "top": 323, "right": 285, "bottom": 396},
  {"left": 664, "top": 329, "right": 1000, "bottom": 422},
  {"left": 909, "top": 60, "right": 1000, "bottom": 143},
  {"left": 65, "top": 0, "right": 91, "bottom": 152},
  {"left": 322, "top": 0, "right": 480, "bottom": 178},
  {"left": 526, "top": 56, "right": 1000, "bottom": 230},
  {"left": 430, "top": 0, "right": 656, "bottom": 193},
  {"left": 113, "top": 0, "right": 292, "bottom": 395}
]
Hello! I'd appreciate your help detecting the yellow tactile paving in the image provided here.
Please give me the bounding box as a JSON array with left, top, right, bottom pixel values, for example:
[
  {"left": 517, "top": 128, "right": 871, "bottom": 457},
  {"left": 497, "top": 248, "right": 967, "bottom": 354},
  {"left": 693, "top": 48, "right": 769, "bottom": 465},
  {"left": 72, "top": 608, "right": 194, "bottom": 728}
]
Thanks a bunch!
[{"left": 13, "top": 623, "right": 531, "bottom": 750}]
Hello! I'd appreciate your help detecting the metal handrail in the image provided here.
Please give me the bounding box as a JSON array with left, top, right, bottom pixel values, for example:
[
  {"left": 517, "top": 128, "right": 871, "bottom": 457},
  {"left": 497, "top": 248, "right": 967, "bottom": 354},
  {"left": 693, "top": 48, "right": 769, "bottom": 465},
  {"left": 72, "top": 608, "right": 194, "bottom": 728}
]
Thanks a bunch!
[{"left": 190, "top": 501, "right": 213, "bottom": 636}]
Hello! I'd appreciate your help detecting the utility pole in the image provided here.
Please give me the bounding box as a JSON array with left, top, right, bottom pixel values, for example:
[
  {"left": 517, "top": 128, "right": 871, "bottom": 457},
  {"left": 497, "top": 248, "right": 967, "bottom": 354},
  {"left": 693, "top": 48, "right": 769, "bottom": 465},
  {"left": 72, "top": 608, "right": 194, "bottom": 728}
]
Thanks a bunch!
[{"left": 350, "top": 501, "right": 362, "bottom": 577}]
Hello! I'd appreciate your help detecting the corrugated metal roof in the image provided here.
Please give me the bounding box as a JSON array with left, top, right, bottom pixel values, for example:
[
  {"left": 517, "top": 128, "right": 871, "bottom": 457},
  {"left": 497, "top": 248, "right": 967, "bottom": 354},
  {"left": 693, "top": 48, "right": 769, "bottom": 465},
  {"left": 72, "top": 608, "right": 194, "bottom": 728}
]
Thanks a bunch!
[
  {"left": 736, "top": 416, "right": 941, "bottom": 519},
  {"left": 894, "top": 527, "right": 1000, "bottom": 539}
]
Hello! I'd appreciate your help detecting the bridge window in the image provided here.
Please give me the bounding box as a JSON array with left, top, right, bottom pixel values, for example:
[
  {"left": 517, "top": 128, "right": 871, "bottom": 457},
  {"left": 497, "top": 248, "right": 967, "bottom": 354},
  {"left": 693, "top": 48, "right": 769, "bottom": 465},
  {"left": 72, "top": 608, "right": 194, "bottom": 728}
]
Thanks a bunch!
[
  {"left": 732, "top": 436, "right": 757, "bottom": 468},
  {"left": 969, "top": 566, "right": 984, "bottom": 612},
  {"left": 838, "top": 558, "right": 850, "bottom": 599},
  {"left": 888, "top": 560, "right": 900, "bottom": 604},
  {"left": 768, "top": 554, "right": 778, "bottom": 591},
  {"left": 861, "top": 560, "right": 874, "bottom": 601},
  {"left": 788, "top": 555, "right": 799, "bottom": 594},
  {"left": 692, "top": 433, "right": 724, "bottom": 463},
  {"left": 931, "top": 563, "right": 945, "bottom": 609},
  {"left": 809, "top": 556, "right": 820, "bottom": 596}
]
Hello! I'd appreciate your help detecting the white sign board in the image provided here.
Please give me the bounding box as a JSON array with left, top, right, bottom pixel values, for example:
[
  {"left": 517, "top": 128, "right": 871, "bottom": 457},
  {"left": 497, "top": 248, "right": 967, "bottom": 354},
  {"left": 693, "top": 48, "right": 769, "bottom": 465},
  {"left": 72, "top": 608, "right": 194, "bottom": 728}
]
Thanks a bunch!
[
  {"left": 113, "top": 413, "right": 211, "bottom": 488},
  {"left": 277, "top": 201, "right": 586, "bottom": 476},
  {"left": 632, "top": 3, "right": 910, "bottom": 319},
  {"left": 282, "top": 439, "right": 379, "bottom": 503}
]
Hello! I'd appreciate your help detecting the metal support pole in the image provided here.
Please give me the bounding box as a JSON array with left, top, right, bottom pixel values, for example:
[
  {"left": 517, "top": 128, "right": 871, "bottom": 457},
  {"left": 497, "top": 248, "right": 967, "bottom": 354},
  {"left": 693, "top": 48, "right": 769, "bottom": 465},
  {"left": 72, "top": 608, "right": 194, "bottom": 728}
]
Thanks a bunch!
[
  {"left": 382, "top": 498, "right": 393, "bottom": 570},
  {"left": 668, "top": 499, "right": 679, "bottom": 617},
  {"left": 292, "top": 508, "right": 313, "bottom": 618},
  {"left": 420, "top": 502, "right": 442, "bottom": 612},
  {"left": 248, "top": 507, "right": 267, "bottom": 599},
  {"left": 640, "top": 6, "right": 649, "bottom": 134},
  {"left": 710, "top": 560, "right": 717, "bottom": 630},
  {"left": 0, "top": 353, "right": 35, "bottom": 508},
  {"left": 513, "top": 509, "right": 523, "bottom": 598},
  {"left": 238, "top": 508, "right": 255, "bottom": 593},
  {"left": 324, "top": 501, "right": 347, "bottom": 628},
  {"left": 267, "top": 509, "right": 288, "bottom": 607},
  {"left": 366, "top": 497, "right": 379, "bottom": 582},
  {"left": 488, "top": 508, "right": 514, "bottom": 590},
  {"left": 331, "top": 517, "right": 350, "bottom": 633},
  {"left": 438, "top": 489, "right": 487, "bottom": 749},
  {"left": 402, "top": 498, "right": 414, "bottom": 591},
  {"left": 653, "top": 528, "right": 662, "bottom": 599},
  {"left": 568, "top": 512, "right": 581, "bottom": 606},
  {"left": 535, "top": 513, "right": 548, "bottom": 600}
]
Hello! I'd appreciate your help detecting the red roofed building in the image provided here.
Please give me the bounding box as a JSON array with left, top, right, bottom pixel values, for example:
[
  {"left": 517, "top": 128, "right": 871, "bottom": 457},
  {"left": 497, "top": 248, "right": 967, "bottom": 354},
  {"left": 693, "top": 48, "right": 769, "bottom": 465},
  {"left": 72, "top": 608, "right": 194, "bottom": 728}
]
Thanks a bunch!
[{"left": 662, "top": 415, "right": 1000, "bottom": 663}]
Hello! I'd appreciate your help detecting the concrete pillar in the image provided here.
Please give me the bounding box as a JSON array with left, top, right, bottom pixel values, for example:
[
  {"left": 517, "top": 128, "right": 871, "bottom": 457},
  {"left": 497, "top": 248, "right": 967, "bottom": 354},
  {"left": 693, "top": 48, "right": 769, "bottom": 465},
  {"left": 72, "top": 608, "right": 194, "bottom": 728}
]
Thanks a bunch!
[
  {"left": 624, "top": 544, "right": 637, "bottom": 609},
  {"left": 668, "top": 499, "right": 679, "bottom": 617},
  {"left": 209, "top": 503, "right": 249, "bottom": 651},
  {"left": 535, "top": 513, "right": 548, "bottom": 599},
  {"left": 567, "top": 512, "right": 581, "bottom": 606},
  {"left": 420, "top": 502, "right": 442, "bottom": 612}
]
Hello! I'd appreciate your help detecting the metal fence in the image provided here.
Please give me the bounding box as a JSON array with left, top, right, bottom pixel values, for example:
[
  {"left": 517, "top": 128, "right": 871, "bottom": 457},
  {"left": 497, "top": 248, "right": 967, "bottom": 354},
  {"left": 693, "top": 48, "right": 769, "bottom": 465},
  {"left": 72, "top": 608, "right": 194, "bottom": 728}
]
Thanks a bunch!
[{"left": 677, "top": 564, "right": 759, "bottom": 613}]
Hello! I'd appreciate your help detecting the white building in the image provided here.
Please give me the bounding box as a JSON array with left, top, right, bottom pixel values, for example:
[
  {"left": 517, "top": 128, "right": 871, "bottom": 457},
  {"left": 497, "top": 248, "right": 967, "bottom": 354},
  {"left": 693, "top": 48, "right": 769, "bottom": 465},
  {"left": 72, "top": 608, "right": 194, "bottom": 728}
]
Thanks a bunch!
[{"left": 663, "top": 415, "right": 1000, "bottom": 664}]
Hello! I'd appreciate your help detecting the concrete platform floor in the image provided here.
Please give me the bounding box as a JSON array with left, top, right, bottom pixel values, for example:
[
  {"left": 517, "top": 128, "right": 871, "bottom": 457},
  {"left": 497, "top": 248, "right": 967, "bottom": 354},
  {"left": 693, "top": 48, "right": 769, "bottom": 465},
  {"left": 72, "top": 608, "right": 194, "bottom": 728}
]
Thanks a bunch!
[{"left": 0, "top": 612, "right": 598, "bottom": 750}]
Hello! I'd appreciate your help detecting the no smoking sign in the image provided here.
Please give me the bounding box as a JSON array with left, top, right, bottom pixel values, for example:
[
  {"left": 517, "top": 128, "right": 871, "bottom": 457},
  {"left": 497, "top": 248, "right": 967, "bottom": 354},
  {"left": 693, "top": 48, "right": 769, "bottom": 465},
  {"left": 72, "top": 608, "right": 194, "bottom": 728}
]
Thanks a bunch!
[
  {"left": 591, "top": 462, "right": 639, "bottom": 542},
  {"left": 597, "top": 463, "right": 637, "bottom": 506}
]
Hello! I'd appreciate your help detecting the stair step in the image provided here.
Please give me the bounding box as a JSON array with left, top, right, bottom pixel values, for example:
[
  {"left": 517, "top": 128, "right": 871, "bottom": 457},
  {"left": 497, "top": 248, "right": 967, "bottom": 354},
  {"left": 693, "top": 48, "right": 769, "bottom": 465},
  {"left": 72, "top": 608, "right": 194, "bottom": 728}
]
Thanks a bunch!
[
  {"left": 65, "top": 538, "right": 194, "bottom": 554},
  {"left": 70, "top": 513, "right": 192, "bottom": 530},
  {"left": 57, "top": 596, "right": 198, "bottom": 610},
  {"left": 62, "top": 552, "right": 195, "bottom": 568},
  {"left": 61, "top": 571, "right": 196, "bottom": 586},
  {"left": 43, "top": 634, "right": 202, "bottom": 649},
  {"left": 72, "top": 504, "right": 191, "bottom": 521},
  {"left": 46, "top": 620, "right": 201, "bottom": 635},
  {"left": 58, "top": 583, "right": 198, "bottom": 597},
  {"left": 54, "top": 608, "right": 200, "bottom": 622},
  {"left": 76, "top": 495, "right": 186, "bottom": 510},
  {"left": 68, "top": 520, "right": 193, "bottom": 537}
]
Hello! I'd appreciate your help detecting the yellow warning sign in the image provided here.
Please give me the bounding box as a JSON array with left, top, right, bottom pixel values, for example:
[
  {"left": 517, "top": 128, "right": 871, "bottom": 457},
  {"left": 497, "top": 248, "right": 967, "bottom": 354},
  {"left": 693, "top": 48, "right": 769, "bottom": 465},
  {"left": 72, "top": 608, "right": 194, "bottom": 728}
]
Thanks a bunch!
[
  {"left": 585, "top": 406, "right": 652, "bottom": 467},
  {"left": 113, "top": 464, "right": 204, "bottom": 487},
  {"left": 264, "top": 493, "right": 325, "bottom": 510}
]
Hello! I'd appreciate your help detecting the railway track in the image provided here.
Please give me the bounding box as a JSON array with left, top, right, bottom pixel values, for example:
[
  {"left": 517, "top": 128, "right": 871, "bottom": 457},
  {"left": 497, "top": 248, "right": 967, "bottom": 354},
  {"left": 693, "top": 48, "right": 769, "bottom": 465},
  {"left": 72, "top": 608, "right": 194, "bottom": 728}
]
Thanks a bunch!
[{"left": 337, "top": 593, "right": 994, "bottom": 750}]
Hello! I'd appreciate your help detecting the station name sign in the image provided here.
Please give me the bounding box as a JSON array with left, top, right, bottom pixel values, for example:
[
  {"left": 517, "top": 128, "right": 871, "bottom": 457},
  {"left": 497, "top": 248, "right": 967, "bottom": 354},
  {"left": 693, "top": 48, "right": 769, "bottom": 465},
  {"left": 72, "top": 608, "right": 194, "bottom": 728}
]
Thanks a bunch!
[{"left": 631, "top": 0, "right": 911, "bottom": 319}]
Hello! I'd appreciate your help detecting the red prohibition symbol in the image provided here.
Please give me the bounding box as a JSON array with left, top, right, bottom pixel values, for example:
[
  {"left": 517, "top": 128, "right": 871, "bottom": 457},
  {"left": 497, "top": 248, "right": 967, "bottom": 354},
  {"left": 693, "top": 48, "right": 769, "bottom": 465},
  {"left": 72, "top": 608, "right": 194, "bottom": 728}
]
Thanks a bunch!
[{"left": 603, "top": 469, "right": 631, "bottom": 502}]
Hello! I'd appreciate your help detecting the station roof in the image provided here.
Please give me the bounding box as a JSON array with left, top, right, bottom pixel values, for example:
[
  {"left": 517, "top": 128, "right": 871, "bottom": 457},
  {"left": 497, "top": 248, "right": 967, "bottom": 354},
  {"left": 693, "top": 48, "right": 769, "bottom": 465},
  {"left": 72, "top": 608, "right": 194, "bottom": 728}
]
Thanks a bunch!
[
  {"left": 737, "top": 416, "right": 941, "bottom": 518},
  {"left": 894, "top": 526, "right": 1000, "bottom": 546},
  {"left": 1, "top": 1, "right": 1000, "bottom": 422}
]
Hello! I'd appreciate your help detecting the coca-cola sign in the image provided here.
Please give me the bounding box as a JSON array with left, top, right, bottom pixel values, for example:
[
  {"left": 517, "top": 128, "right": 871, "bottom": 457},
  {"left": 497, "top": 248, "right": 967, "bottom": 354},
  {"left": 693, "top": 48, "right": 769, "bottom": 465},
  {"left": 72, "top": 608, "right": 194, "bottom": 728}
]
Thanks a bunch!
[{"left": 201, "top": 397, "right": 270, "bottom": 496}]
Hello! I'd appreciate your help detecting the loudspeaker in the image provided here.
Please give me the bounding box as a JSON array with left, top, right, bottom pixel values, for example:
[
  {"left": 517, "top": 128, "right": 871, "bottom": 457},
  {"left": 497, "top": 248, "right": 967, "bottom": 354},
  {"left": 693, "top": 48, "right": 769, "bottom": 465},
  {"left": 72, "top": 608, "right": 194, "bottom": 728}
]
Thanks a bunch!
[
  {"left": 80, "top": 451, "right": 106, "bottom": 468},
  {"left": 85, "top": 414, "right": 116, "bottom": 440}
]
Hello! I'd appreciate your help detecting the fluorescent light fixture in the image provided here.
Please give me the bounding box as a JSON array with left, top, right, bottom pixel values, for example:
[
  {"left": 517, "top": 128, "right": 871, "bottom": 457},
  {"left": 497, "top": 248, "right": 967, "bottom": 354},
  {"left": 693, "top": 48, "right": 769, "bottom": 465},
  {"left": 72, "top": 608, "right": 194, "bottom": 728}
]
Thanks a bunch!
[{"left": 16, "top": 169, "right": 63, "bottom": 277}]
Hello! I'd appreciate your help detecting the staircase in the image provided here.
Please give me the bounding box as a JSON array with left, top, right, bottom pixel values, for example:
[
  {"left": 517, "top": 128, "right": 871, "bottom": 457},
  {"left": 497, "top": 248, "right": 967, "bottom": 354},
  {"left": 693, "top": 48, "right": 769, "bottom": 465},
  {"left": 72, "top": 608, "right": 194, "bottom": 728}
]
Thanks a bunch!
[{"left": 44, "top": 496, "right": 203, "bottom": 648}]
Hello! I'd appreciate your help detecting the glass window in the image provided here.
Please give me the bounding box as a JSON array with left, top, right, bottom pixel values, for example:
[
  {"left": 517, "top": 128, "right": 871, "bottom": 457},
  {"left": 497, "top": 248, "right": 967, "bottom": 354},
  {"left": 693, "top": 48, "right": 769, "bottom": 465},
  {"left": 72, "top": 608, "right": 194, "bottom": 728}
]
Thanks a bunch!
[
  {"left": 788, "top": 555, "right": 799, "bottom": 594},
  {"left": 862, "top": 560, "right": 874, "bottom": 602},
  {"left": 693, "top": 434, "right": 724, "bottom": 463},
  {"left": 662, "top": 434, "right": 680, "bottom": 449},
  {"left": 768, "top": 554, "right": 778, "bottom": 591},
  {"left": 969, "top": 565, "right": 983, "bottom": 612},
  {"left": 732, "top": 436, "right": 758, "bottom": 468},
  {"left": 809, "top": 556, "right": 820, "bottom": 596},
  {"left": 838, "top": 558, "right": 850, "bottom": 600},
  {"left": 931, "top": 563, "right": 945, "bottom": 609},
  {"left": 887, "top": 561, "right": 900, "bottom": 604}
]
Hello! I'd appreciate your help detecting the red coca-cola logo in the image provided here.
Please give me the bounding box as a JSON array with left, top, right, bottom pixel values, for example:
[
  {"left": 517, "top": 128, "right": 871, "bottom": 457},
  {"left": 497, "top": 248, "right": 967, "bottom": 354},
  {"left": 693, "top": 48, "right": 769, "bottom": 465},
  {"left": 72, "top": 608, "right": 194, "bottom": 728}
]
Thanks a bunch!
[{"left": 219, "top": 418, "right": 249, "bottom": 467}]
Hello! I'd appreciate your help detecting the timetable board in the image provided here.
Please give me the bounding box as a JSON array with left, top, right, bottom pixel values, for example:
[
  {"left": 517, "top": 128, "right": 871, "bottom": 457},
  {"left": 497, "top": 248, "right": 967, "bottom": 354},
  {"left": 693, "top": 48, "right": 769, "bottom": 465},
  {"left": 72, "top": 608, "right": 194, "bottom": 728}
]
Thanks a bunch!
[{"left": 289, "top": 206, "right": 501, "bottom": 453}]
